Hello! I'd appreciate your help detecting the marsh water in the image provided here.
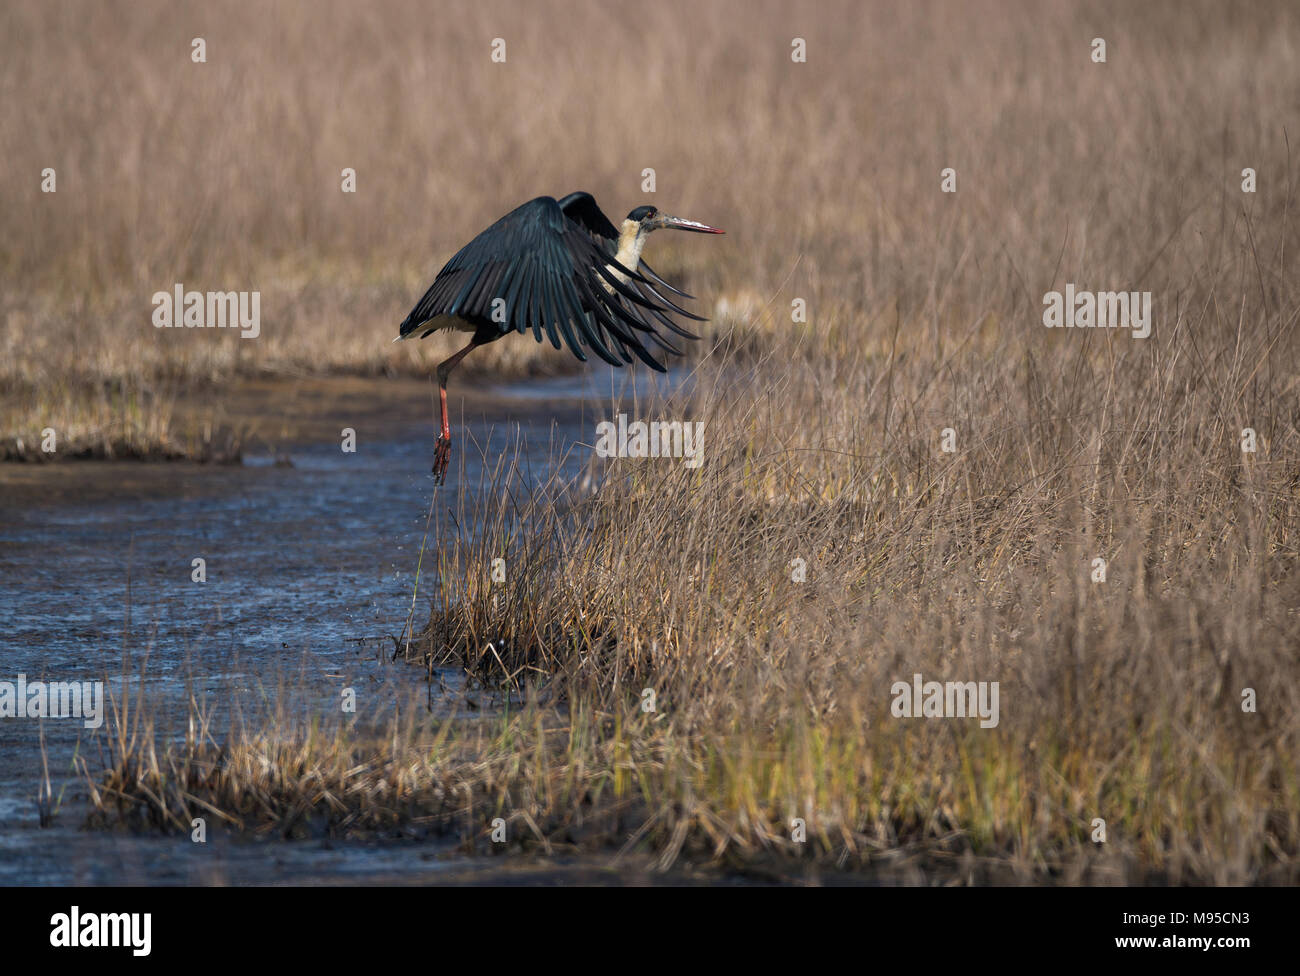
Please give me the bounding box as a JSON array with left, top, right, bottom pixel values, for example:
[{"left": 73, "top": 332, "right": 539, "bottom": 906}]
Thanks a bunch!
[{"left": 0, "top": 369, "right": 682, "bottom": 884}]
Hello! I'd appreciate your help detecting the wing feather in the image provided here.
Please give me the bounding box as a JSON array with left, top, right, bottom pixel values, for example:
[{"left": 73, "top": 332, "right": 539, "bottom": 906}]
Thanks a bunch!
[{"left": 398, "top": 195, "right": 709, "bottom": 370}]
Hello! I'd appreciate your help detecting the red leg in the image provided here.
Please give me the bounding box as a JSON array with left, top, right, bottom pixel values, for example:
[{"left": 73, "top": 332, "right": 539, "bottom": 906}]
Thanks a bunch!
[{"left": 432, "top": 339, "right": 477, "bottom": 485}]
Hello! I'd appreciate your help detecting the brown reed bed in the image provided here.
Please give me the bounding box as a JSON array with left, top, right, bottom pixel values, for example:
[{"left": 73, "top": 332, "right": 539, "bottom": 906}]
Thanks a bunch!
[{"left": 87, "top": 275, "right": 1300, "bottom": 879}]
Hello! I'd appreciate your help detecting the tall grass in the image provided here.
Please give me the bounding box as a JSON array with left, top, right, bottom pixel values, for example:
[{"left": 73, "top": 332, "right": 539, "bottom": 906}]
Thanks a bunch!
[
  {"left": 91, "top": 298, "right": 1300, "bottom": 878},
  {"left": 6, "top": 0, "right": 1294, "bottom": 449},
  {"left": 91, "top": 240, "right": 1300, "bottom": 880}
]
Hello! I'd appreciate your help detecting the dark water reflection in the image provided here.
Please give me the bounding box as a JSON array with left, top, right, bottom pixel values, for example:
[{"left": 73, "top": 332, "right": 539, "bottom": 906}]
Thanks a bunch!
[{"left": 0, "top": 367, "right": 683, "bottom": 884}]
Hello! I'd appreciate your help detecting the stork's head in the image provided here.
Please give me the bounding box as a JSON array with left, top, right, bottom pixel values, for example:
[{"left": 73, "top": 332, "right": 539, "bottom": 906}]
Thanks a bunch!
[
  {"left": 626, "top": 205, "right": 725, "bottom": 236},
  {"left": 611, "top": 205, "right": 724, "bottom": 282}
]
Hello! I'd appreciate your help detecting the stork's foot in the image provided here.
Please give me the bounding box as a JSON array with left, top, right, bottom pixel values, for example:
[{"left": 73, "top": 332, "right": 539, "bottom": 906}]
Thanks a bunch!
[{"left": 432, "top": 433, "right": 451, "bottom": 485}]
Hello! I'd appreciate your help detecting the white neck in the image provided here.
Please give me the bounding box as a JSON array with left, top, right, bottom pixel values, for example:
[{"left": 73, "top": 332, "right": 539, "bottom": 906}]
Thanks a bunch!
[{"left": 608, "top": 219, "right": 647, "bottom": 289}]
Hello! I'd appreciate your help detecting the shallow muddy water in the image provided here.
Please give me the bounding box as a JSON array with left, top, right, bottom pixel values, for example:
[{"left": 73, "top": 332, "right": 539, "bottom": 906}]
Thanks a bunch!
[{"left": 0, "top": 368, "right": 682, "bottom": 884}]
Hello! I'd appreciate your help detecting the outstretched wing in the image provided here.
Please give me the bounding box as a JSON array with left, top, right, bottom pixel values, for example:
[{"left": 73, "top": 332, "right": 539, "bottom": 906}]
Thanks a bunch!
[
  {"left": 557, "top": 191, "right": 620, "bottom": 241},
  {"left": 399, "top": 195, "right": 705, "bottom": 371},
  {"left": 559, "top": 191, "right": 701, "bottom": 305}
]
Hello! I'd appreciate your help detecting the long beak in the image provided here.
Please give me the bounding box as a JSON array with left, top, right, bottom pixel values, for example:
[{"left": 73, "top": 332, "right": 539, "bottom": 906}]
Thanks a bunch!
[{"left": 659, "top": 214, "right": 725, "bottom": 234}]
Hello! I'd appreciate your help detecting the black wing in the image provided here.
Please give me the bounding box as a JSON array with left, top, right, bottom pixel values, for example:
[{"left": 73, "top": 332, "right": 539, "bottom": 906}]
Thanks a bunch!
[
  {"left": 399, "top": 195, "right": 705, "bottom": 371},
  {"left": 557, "top": 191, "right": 620, "bottom": 240},
  {"left": 559, "top": 191, "right": 700, "bottom": 304}
]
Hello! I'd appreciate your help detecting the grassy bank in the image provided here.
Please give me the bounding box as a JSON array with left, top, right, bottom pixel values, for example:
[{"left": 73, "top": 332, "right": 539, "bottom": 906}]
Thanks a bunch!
[{"left": 88, "top": 266, "right": 1300, "bottom": 880}]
